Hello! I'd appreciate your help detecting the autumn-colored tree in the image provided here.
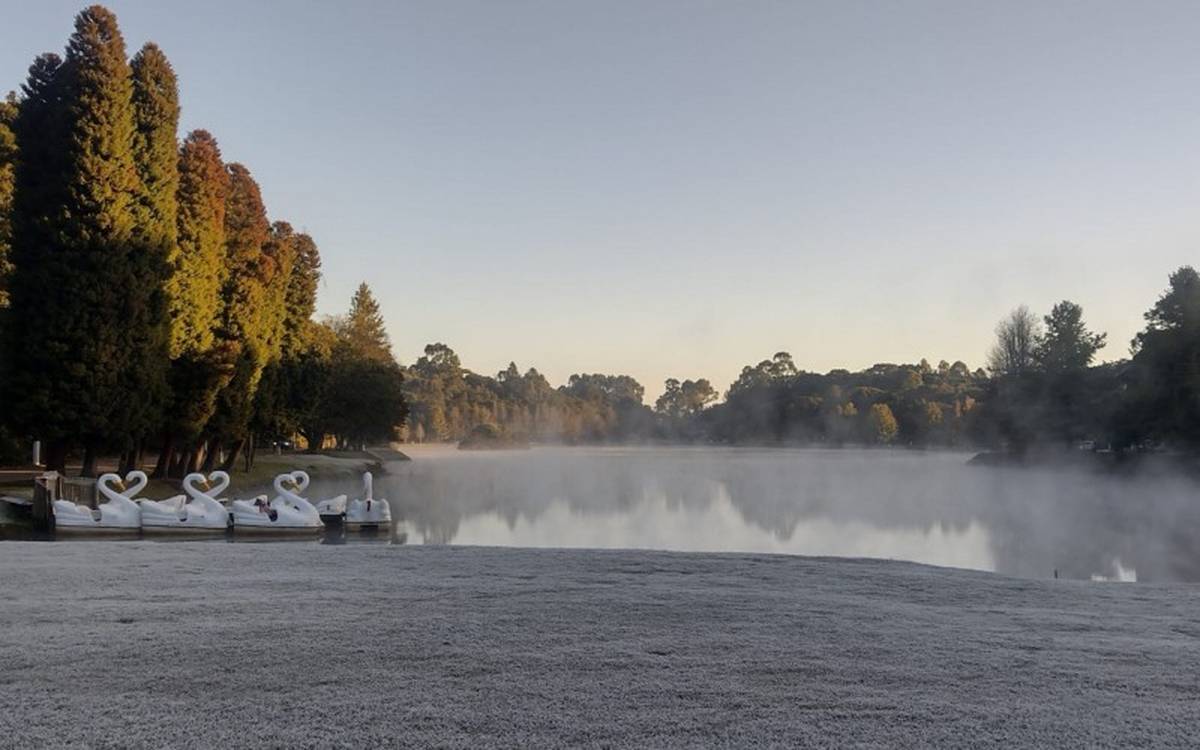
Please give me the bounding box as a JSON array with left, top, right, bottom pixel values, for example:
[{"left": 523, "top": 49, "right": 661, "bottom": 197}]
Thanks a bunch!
[{"left": 866, "top": 403, "right": 899, "bottom": 444}]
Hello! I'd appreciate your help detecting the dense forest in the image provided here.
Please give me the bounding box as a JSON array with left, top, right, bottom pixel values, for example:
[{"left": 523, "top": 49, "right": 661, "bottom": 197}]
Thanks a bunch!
[
  {"left": 3, "top": 7, "right": 1200, "bottom": 470},
  {"left": 0, "top": 7, "right": 406, "bottom": 474}
]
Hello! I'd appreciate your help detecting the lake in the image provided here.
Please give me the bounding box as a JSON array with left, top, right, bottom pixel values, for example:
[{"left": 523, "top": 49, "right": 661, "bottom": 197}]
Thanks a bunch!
[
  {"left": 352, "top": 446, "right": 1200, "bottom": 582},
  {"left": 9, "top": 446, "right": 1196, "bottom": 582}
]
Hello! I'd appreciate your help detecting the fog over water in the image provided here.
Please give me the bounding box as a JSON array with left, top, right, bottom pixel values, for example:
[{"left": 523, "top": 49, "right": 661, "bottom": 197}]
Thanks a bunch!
[{"left": 339, "top": 446, "right": 1200, "bottom": 582}]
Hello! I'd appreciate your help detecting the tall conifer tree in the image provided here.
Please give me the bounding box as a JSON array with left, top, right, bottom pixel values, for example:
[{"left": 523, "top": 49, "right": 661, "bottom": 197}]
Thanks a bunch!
[
  {"left": 5, "top": 6, "right": 145, "bottom": 471},
  {"left": 60, "top": 5, "right": 142, "bottom": 471},
  {"left": 248, "top": 221, "right": 300, "bottom": 453},
  {"left": 171, "top": 130, "right": 228, "bottom": 356},
  {"left": 122, "top": 41, "right": 179, "bottom": 467},
  {"left": 339, "top": 282, "right": 392, "bottom": 362},
  {"left": 154, "top": 129, "right": 233, "bottom": 475},
  {"left": 206, "top": 162, "right": 272, "bottom": 468},
  {"left": 2, "top": 54, "right": 67, "bottom": 466},
  {"left": 282, "top": 231, "right": 321, "bottom": 356}
]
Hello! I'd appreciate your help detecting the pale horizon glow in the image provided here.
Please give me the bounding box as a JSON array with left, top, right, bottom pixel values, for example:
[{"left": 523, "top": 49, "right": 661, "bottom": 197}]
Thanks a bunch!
[{"left": 4, "top": 1, "right": 1199, "bottom": 399}]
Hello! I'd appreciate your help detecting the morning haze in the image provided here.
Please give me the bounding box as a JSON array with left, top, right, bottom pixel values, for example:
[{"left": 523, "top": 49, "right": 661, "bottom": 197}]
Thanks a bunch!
[
  {"left": 5, "top": 0, "right": 1198, "bottom": 396},
  {"left": 7, "top": 4, "right": 1200, "bottom": 747}
]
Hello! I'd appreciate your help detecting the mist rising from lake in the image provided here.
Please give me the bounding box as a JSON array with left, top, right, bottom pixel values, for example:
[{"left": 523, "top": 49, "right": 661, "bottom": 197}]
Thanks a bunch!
[{"left": 361, "top": 446, "right": 1200, "bottom": 582}]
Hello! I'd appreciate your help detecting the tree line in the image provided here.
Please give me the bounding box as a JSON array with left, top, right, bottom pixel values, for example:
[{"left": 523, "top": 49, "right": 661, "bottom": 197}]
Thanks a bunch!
[
  {"left": 0, "top": 6, "right": 406, "bottom": 474},
  {"left": 399, "top": 268, "right": 1200, "bottom": 455}
]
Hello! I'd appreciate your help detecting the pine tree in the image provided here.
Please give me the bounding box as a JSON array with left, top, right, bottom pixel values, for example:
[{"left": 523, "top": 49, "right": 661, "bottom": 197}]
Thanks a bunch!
[
  {"left": 258, "top": 221, "right": 298, "bottom": 363},
  {"left": 4, "top": 6, "right": 146, "bottom": 471},
  {"left": 2, "top": 55, "right": 67, "bottom": 465},
  {"left": 247, "top": 221, "right": 299, "bottom": 454},
  {"left": 62, "top": 5, "right": 145, "bottom": 471},
  {"left": 171, "top": 130, "right": 228, "bottom": 357},
  {"left": 282, "top": 230, "right": 320, "bottom": 356},
  {"left": 122, "top": 41, "right": 179, "bottom": 465},
  {"left": 257, "top": 230, "right": 322, "bottom": 447},
  {"left": 205, "top": 162, "right": 272, "bottom": 467},
  {"left": 153, "top": 125, "right": 229, "bottom": 475},
  {"left": 130, "top": 43, "right": 178, "bottom": 258},
  {"left": 339, "top": 282, "right": 392, "bottom": 362}
]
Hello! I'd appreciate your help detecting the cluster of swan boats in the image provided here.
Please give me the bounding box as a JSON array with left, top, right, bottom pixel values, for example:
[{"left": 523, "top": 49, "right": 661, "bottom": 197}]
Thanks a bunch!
[{"left": 51, "top": 469, "right": 391, "bottom": 535}]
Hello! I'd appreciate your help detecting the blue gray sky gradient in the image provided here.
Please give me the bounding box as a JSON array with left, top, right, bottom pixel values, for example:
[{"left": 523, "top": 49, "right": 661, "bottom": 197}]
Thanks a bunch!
[{"left": 4, "top": 1, "right": 1200, "bottom": 398}]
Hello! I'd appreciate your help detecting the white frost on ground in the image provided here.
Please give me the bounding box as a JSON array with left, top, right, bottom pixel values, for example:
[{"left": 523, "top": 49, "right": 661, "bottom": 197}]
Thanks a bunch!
[{"left": 1, "top": 542, "right": 1198, "bottom": 748}]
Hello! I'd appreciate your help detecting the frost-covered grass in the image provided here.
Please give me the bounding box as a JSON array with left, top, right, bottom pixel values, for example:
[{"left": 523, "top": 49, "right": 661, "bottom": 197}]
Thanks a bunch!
[{"left": 1, "top": 542, "right": 1197, "bottom": 748}]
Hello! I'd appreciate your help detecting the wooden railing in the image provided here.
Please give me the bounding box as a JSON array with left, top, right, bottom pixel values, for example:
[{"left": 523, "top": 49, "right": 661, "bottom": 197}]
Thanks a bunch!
[{"left": 31, "top": 473, "right": 98, "bottom": 529}]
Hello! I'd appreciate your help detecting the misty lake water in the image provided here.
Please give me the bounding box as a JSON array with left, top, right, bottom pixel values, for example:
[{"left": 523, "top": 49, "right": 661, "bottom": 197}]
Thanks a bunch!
[
  {"left": 350, "top": 446, "right": 1200, "bottom": 583},
  {"left": 9, "top": 446, "right": 1199, "bottom": 582}
]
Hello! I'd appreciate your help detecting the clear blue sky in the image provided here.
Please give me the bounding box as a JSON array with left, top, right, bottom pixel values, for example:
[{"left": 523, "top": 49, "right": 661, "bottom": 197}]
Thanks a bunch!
[{"left": 5, "top": 2, "right": 1200, "bottom": 399}]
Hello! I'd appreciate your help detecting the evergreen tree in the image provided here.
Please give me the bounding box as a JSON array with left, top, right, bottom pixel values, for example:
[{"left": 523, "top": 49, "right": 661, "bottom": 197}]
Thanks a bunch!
[
  {"left": 254, "top": 226, "right": 321, "bottom": 444},
  {"left": 130, "top": 43, "right": 178, "bottom": 259},
  {"left": 4, "top": 6, "right": 146, "bottom": 471},
  {"left": 122, "top": 41, "right": 179, "bottom": 465},
  {"left": 206, "top": 162, "right": 272, "bottom": 468},
  {"left": 338, "top": 282, "right": 392, "bottom": 362},
  {"left": 282, "top": 230, "right": 320, "bottom": 356},
  {"left": 1036, "top": 301, "right": 1105, "bottom": 372},
  {"left": 1127, "top": 267, "right": 1200, "bottom": 446},
  {"left": 258, "top": 222, "right": 298, "bottom": 363},
  {"left": 154, "top": 129, "right": 230, "bottom": 476},
  {"left": 170, "top": 130, "right": 228, "bottom": 356},
  {"left": 2, "top": 55, "right": 67, "bottom": 462},
  {"left": 247, "top": 222, "right": 299, "bottom": 454}
]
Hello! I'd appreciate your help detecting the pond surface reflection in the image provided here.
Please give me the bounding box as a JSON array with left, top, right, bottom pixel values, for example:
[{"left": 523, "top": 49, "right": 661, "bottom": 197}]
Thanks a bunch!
[{"left": 348, "top": 446, "right": 1200, "bottom": 582}]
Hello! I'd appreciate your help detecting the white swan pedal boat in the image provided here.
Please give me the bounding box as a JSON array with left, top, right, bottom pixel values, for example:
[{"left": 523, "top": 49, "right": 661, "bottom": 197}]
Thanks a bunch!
[
  {"left": 231, "top": 471, "right": 323, "bottom": 534},
  {"left": 139, "top": 471, "right": 231, "bottom": 533},
  {"left": 316, "top": 471, "right": 391, "bottom": 530},
  {"left": 52, "top": 471, "right": 143, "bottom": 534}
]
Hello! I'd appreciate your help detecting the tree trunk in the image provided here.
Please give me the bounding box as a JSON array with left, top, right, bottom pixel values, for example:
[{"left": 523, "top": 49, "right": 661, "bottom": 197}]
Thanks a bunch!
[
  {"left": 245, "top": 433, "right": 256, "bottom": 471},
  {"left": 183, "top": 448, "right": 202, "bottom": 476},
  {"left": 221, "top": 438, "right": 244, "bottom": 473},
  {"left": 118, "top": 449, "right": 134, "bottom": 476},
  {"left": 80, "top": 444, "right": 98, "bottom": 478},
  {"left": 152, "top": 434, "right": 173, "bottom": 479},
  {"left": 44, "top": 439, "right": 68, "bottom": 473},
  {"left": 201, "top": 439, "right": 219, "bottom": 472}
]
